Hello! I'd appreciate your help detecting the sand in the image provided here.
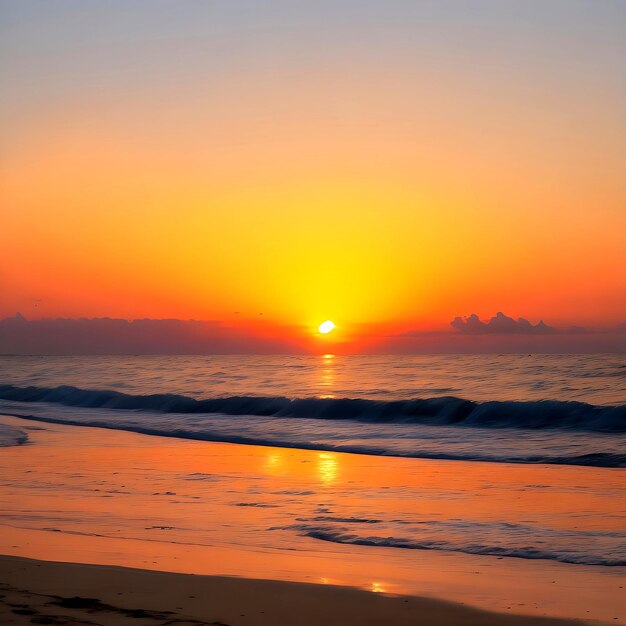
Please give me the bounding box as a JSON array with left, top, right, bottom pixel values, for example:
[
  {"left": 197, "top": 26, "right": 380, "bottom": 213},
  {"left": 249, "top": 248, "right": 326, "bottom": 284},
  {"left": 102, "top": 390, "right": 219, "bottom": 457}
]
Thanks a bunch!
[{"left": 0, "top": 555, "right": 584, "bottom": 626}]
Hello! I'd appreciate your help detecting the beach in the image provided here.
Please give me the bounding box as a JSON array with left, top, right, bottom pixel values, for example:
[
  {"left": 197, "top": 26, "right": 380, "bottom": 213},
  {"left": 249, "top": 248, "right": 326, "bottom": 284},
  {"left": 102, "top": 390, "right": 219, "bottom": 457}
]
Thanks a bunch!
[
  {"left": 1, "top": 413, "right": 624, "bottom": 625},
  {"left": 3, "top": 0, "right": 626, "bottom": 622},
  {"left": 0, "top": 555, "right": 583, "bottom": 626}
]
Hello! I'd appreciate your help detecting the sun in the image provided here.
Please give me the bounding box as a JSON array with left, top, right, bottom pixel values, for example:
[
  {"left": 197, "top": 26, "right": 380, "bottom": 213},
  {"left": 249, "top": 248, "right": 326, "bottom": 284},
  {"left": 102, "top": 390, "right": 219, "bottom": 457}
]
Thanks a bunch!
[{"left": 318, "top": 320, "right": 335, "bottom": 334}]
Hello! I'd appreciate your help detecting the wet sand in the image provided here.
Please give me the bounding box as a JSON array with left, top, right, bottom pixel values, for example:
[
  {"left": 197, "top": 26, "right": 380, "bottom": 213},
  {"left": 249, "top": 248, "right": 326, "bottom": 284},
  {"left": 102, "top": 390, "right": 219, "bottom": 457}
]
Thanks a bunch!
[
  {"left": 0, "top": 554, "right": 583, "bottom": 626},
  {"left": 0, "top": 414, "right": 624, "bottom": 625}
]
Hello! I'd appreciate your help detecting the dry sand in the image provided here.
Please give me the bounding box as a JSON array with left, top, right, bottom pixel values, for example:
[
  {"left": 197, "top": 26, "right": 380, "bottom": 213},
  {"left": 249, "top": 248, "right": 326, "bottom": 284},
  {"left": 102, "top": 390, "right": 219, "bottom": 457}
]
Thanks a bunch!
[{"left": 0, "top": 554, "right": 585, "bottom": 626}]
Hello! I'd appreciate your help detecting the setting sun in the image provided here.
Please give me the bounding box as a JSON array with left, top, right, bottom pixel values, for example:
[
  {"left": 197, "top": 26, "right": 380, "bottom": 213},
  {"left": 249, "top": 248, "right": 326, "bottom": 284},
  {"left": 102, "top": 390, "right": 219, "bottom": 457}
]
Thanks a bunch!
[
  {"left": 318, "top": 320, "right": 335, "bottom": 334},
  {"left": 1, "top": 4, "right": 624, "bottom": 626}
]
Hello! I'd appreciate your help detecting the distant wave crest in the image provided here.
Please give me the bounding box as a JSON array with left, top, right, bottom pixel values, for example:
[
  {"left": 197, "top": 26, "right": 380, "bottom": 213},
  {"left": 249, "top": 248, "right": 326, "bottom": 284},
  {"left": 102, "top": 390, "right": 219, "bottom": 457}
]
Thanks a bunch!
[{"left": 0, "top": 384, "right": 624, "bottom": 432}]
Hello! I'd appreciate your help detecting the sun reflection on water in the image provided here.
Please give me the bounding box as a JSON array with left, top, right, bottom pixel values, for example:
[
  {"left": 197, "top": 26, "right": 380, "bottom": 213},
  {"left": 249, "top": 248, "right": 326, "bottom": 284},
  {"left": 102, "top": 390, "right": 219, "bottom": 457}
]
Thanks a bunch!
[
  {"left": 264, "top": 451, "right": 284, "bottom": 474},
  {"left": 319, "top": 353, "right": 336, "bottom": 398},
  {"left": 317, "top": 452, "right": 338, "bottom": 484}
]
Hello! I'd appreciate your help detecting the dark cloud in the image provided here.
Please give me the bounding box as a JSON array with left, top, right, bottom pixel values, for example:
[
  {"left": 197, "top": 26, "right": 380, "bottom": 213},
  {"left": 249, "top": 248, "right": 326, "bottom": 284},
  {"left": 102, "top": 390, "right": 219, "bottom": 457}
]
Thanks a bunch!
[
  {"left": 1, "top": 313, "right": 623, "bottom": 355},
  {"left": 451, "top": 312, "right": 555, "bottom": 335},
  {"left": 388, "top": 317, "right": 625, "bottom": 353},
  {"left": 0, "top": 314, "right": 303, "bottom": 355}
]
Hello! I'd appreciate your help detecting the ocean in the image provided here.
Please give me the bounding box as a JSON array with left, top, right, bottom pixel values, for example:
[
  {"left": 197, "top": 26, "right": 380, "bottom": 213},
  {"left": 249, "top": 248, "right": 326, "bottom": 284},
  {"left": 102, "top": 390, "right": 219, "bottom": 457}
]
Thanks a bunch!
[
  {"left": 0, "top": 353, "right": 625, "bottom": 621},
  {"left": 0, "top": 354, "right": 624, "bottom": 467}
]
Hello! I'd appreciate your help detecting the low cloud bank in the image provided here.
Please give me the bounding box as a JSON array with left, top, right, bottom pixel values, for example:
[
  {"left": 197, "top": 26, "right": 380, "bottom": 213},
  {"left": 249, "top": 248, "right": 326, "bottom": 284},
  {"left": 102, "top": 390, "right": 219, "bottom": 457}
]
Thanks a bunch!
[
  {"left": 386, "top": 313, "right": 624, "bottom": 353},
  {"left": 0, "top": 313, "right": 623, "bottom": 355},
  {"left": 0, "top": 314, "right": 302, "bottom": 355},
  {"left": 451, "top": 312, "right": 555, "bottom": 335}
]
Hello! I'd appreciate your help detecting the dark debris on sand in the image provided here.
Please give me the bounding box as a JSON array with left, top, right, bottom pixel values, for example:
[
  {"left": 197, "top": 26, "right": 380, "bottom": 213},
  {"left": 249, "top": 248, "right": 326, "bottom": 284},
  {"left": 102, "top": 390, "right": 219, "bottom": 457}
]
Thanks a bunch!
[{"left": 0, "top": 587, "right": 230, "bottom": 626}]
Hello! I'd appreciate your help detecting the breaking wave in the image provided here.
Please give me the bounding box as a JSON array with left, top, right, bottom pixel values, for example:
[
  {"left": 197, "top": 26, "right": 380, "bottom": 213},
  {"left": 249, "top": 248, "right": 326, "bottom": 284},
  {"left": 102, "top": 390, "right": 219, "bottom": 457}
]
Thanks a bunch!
[{"left": 0, "top": 384, "right": 624, "bottom": 432}]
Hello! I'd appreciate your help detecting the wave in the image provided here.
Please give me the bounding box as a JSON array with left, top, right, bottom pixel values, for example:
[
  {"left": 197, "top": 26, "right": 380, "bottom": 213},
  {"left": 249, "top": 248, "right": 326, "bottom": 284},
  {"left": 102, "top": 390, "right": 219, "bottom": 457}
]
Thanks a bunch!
[
  {"left": 1, "top": 408, "right": 625, "bottom": 467},
  {"left": 0, "top": 423, "right": 28, "bottom": 447},
  {"left": 0, "top": 384, "right": 624, "bottom": 432},
  {"left": 280, "top": 525, "right": 626, "bottom": 567}
]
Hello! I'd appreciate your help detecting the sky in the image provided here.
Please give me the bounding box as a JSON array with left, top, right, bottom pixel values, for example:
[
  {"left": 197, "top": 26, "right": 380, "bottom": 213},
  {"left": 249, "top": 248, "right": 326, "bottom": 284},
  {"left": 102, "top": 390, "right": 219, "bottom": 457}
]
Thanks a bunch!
[{"left": 1, "top": 1, "right": 625, "bottom": 352}]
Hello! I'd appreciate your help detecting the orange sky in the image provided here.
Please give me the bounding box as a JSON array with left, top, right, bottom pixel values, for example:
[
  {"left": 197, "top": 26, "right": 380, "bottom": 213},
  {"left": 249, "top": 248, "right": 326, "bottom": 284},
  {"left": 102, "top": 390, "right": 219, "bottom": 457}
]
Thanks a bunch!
[{"left": 1, "top": 2, "right": 625, "bottom": 347}]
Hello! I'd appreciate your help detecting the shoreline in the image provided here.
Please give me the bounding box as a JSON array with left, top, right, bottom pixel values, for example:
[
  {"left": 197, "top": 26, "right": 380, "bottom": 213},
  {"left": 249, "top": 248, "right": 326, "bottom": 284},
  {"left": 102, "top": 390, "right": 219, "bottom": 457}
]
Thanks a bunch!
[
  {"left": 0, "top": 554, "right": 584, "bottom": 626},
  {"left": 0, "top": 398, "right": 626, "bottom": 470},
  {"left": 0, "top": 414, "right": 624, "bottom": 625}
]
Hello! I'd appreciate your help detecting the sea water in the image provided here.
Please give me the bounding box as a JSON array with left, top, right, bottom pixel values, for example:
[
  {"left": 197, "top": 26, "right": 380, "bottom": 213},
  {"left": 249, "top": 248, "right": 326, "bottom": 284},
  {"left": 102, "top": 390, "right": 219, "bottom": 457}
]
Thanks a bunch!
[
  {"left": 0, "top": 354, "right": 625, "bottom": 617},
  {"left": 0, "top": 354, "right": 624, "bottom": 466}
]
